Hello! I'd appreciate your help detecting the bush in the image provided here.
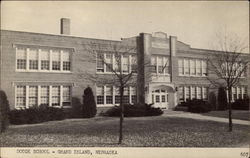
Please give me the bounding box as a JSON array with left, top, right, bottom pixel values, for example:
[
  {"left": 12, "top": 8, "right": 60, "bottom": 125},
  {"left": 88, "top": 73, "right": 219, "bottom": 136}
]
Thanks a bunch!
[
  {"left": 208, "top": 92, "right": 217, "bottom": 110},
  {"left": 186, "top": 99, "right": 212, "bottom": 113},
  {"left": 9, "top": 105, "right": 65, "bottom": 125},
  {"left": 82, "top": 87, "right": 97, "bottom": 118},
  {"left": 101, "top": 103, "right": 163, "bottom": 117},
  {"left": 218, "top": 87, "right": 228, "bottom": 110},
  {"left": 232, "top": 97, "right": 249, "bottom": 110},
  {"left": 0, "top": 90, "right": 10, "bottom": 132}
]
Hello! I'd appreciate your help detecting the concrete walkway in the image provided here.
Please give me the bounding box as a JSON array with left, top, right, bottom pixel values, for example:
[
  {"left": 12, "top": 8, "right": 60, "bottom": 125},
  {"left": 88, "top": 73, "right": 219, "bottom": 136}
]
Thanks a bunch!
[{"left": 163, "top": 111, "right": 249, "bottom": 126}]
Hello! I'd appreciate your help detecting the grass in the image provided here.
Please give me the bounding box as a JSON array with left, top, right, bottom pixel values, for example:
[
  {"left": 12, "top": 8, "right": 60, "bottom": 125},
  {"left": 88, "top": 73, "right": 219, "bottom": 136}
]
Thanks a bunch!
[
  {"left": 1, "top": 115, "right": 249, "bottom": 147},
  {"left": 201, "top": 110, "right": 249, "bottom": 121}
]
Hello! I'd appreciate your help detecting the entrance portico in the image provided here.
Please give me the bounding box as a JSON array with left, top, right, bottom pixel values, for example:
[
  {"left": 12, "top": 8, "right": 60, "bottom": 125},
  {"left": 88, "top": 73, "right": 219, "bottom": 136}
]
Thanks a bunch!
[{"left": 146, "top": 83, "right": 177, "bottom": 110}]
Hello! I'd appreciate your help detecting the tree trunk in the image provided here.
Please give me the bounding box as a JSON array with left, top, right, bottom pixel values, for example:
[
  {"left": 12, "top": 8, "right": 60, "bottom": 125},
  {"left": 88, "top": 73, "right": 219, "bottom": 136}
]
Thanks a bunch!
[
  {"left": 118, "top": 86, "right": 124, "bottom": 144},
  {"left": 228, "top": 87, "right": 233, "bottom": 132}
]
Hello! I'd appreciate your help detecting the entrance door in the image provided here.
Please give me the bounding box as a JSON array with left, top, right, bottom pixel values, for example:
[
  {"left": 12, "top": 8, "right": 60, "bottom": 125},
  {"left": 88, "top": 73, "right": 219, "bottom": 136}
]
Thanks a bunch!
[{"left": 152, "top": 89, "right": 169, "bottom": 109}]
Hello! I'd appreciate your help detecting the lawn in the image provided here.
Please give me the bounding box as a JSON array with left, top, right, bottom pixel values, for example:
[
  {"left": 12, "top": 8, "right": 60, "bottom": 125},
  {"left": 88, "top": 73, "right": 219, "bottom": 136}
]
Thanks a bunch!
[
  {"left": 0, "top": 115, "right": 249, "bottom": 147},
  {"left": 201, "top": 110, "right": 249, "bottom": 121}
]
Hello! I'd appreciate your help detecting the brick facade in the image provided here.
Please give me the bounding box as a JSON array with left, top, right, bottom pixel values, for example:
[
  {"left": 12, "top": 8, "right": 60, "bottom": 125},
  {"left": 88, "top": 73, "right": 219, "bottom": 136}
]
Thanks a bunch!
[{"left": 0, "top": 30, "right": 249, "bottom": 110}]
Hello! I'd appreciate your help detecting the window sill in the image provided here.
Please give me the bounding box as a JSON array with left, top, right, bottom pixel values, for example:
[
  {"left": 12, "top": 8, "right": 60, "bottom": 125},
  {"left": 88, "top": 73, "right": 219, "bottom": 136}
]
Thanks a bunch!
[
  {"left": 178, "top": 75, "right": 208, "bottom": 78},
  {"left": 16, "top": 69, "right": 72, "bottom": 74}
]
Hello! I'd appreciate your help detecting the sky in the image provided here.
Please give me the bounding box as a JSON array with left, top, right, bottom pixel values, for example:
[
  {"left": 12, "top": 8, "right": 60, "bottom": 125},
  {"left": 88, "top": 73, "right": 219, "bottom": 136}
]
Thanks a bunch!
[{"left": 1, "top": 1, "right": 249, "bottom": 51}]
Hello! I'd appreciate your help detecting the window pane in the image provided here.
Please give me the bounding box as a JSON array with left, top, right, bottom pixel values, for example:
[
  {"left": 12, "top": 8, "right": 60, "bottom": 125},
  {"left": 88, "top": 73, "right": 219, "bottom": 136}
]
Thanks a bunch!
[
  {"left": 16, "top": 86, "right": 26, "bottom": 107},
  {"left": 29, "top": 86, "right": 38, "bottom": 107},
  {"left": 114, "top": 55, "right": 121, "bottom": 72},
  {"left": 196, "top": 60, "right": 202, "bottom": 76},
  {"left": 105, "top": 53, "right": 113, "bottom": 72},
  {"left": 191, "top": 87, "right": 196, "bottom": 99},
  {"left": 197, "top": 87, "right": 202, "bottom": 99},
  {"left": 40, "top": 86, "right": 49, "bottom": 106},
  {"left": 63, "top": 86, "right": 71, "bottom": 106},
  {"left": 106, "top": 86, "right": 113, "bottom": 104},
  {"left": 178, "top": 59, "right": 184, "bottom": 75},
  {"left": 16, "top": 47, "right": 26, "bottom": 70},
  {"left": 97, "top": 53, "right": 104, "bottom": 72},
  {"left": 190, "top": 60, "right": 195, "bottom": 75},
  {"left": 96, "top": 86, "right": 104, "bottom": 104},
  {"left": 122, "top": 55, "right": 129, "bottom": 73},
  {"left": 179, "top": 86, "right": 184, "bottom": 102},
  {"left": 52, "top": 50, "right": 60, "bottom": 71},
  {"left": 151, "top": 56, "right": 157, "bottom": 73},
  {"left": 184, "top": 59, "right": 190, "bottom": 75},
  {"left": 52, "top": 86, "right": 60, "bottom": 106},
  {"left": 131, "top": 55, "right": 137, "bottom": 73},
  {"left": 202, "top": 61, "right": 207, "bottom": 76},
  {"left": 185, "top": 87, "right": 190, "bottom": 101},
  {"left": 62, "top": 51, "right": 71, "bottom": 71}
]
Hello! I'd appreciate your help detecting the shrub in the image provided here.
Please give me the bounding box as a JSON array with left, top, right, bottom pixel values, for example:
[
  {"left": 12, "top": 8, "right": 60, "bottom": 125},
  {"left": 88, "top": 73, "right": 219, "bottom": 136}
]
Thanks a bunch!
[
  {"left": 9, "top": 105, "right": 65, "bottom": 125},
  {"left": 102, "top": 103, "right": 163, "bottom": 117},
  {"left": 217, "top": 87, "right": 228, "bottom": 110},
  {"left": 232, "top": 97, "right": 249, "bottom": 110},
  {"left": 82, "top": 87, "right": 97, "bottom": 118},
  {"left": 0, "top": 90, "right": 10, "bottom": 132},
  {"left": 208, "top": 92, "right": 217, "bottom": 110},
  {"left": 186, "top": 99, "right": 212, "bottom": 113}
]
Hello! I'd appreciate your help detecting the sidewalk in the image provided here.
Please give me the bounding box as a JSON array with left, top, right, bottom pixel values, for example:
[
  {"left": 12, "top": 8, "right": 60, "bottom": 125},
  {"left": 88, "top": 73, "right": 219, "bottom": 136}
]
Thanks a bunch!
[{"left": 163, "top": 111, "right": 249, "bottom": 126}]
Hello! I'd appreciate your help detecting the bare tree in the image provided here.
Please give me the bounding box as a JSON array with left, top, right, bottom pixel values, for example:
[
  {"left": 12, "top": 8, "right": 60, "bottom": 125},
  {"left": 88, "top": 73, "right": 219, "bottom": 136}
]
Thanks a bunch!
[
  {"left": 207, "top": 30, "right": 249, "bottom": 131},
  {"left": 79, "top": 41, "right": 137, "bottom": 144}
]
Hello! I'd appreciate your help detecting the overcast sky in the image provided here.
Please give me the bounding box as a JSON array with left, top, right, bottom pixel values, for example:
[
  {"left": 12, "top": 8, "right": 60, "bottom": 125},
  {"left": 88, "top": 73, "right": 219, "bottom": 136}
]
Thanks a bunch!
[{"left": 1, "top": 1, "right": 249, "bottom": 51}]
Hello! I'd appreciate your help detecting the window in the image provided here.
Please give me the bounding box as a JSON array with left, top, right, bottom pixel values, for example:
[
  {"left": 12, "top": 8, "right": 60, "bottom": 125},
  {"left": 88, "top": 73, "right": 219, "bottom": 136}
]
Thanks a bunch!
[
  {"left": 62, "top": 51, "right": 71, "bottom": 71},
  {"left": 123, "top": 87, "right": 129, "bottom": 104},
  {"left": 29, "top": 86, "right": 38, "bottom": 107},
  {"left": 16, "top": 86, "right": 26, "bottom": 108},
  {"left": 196, "top": 60, "right": 202, "bottom": 76},
  {"left": 15, "top": 84, "right": 72, "bottom": 108},
  {"left": 179, "top": 87, "right": 184, "bottom": 102},
  {"left": 237, "top": 87, "right": 241, "bottom": 99},
  {"left": 190, "top": 60, "right": 196, "bottom": 75},
  {"left": 16, "top": 47, "right": 26, "bottom": 70},
  {"left": 114, "top": 55, "right": 121, "bottom": 72},
  {"left": 40, "top": 49, "right": 50, "bottom": 70},
  {"left": 62, "top": 86, "right": 71, "bottom": 106},
  {"left": 115, "top": 87, "right": 120, "bottom": 104},
  {"left": 184, "top": 59, "right": 190, "bottom": 75},
  {"left": 16, "top": 46, "right": 72, "bottom": 72},
  {"left": 105, "top": 54, "right": 113, "bottom": 72},
  {"left": 106, "top": 86, "right": 113, "bottom": 104},
  {"left": 185, "top": 87, "right": 191, "bottom": 101},
  {"left": 96, "top": 86, "right": 104, "bottom": 104},
  {"left": 158, "top": 57, "right": 164, "bottom": 74},
  {"left": 191, "top": 86, "right": 196, "bottom": 99},
  {"left": 162, "top": 95, "right": 166, "bottom": 102},
  {"left": 197, "top": 87, "right": 202, "bottom": 99},
  {"left": 52, "top": 50, "right": 61, "bottom": 70},
  {"left": 164, "top": 58, "right": 170, "bottom": 74},
  {"left": 202, "top": 61, "right": 207, "bottom": 76},
  {"left": 29, "top": 48, "right": 38, "bottom": 70},
  {"left": 151, "top": 56, "right": 157, "bottom": 73},
  {"left": 122, "top": 56, "right": 129, "bottom": 73},
  {"left": 232, "top": 87, "right": 237, "bottom": 101},
  {"left": 131, "top": 87, "right": 137, "bottom": 104},
  {"left": 97, "top": 53, "right": 104, "bottom": 72},
  {"left": 178, "top": 59, "right": 184, "bottom": 75},
  {"left": 131, "top": 55, "right": 137, "bottom": 73},
  {"left": 40, "top": 86, "right": 49, "bottom": 106},
  {"left": 156, "top": 95, "right": 160, "bottom": 103},
  {"left": 52, "top": 86, "right": 60, "bottom": 106},
  {"left": 203, "top": 87, "right": 208, "bottom": 100}
]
